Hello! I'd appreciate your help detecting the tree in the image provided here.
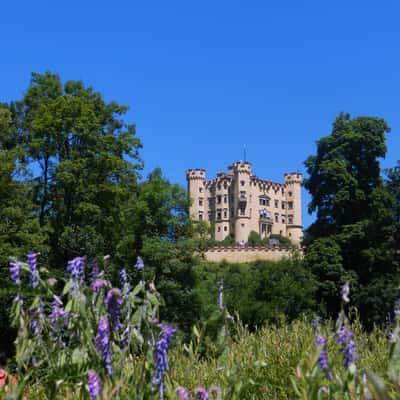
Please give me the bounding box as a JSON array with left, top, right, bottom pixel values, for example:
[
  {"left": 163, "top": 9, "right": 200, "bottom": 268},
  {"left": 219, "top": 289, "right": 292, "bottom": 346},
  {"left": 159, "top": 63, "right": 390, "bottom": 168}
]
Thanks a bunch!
[
  {"left": 0, "top": 103, "right": 47, "bottom": 356},
  {"left": 17, "top": 72, "right": 142, "bottom": 266},
  {"left": 386, "top": 161, "right": 400, "bottom": 255},
  {"left": 304, "top": 113, "right": 398, "bottom": 326}
]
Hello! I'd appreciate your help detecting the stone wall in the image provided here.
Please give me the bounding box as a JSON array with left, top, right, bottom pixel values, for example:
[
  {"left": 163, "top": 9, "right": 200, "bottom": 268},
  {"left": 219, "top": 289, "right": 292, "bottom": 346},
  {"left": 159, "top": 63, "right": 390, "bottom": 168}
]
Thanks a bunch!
[{"left": 204, "top": 246, "right": 300, "bottom": 263}]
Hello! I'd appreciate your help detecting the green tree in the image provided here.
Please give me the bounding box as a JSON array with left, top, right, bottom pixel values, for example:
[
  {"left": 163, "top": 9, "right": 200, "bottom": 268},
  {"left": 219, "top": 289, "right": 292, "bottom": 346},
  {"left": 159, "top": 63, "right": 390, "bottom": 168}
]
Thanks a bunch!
[
  {"left": 17, "top": 72, "right": 142, "bottom": 266},
  {"left": 386, "top": 161, "right": 400, "bottom": 255},
  {"left": 0, "top": 103, "right": 46, "bottom": 356},
  {"left": 304, "top": 113, "right": 398, "bottom": 325}
]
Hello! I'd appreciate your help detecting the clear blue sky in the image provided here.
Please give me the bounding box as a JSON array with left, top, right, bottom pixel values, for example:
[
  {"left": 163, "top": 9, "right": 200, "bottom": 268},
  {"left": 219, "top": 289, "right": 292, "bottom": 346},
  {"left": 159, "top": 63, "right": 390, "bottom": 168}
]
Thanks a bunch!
[{"left": 1, "top": 0, "right": 399, "bottom": 228}]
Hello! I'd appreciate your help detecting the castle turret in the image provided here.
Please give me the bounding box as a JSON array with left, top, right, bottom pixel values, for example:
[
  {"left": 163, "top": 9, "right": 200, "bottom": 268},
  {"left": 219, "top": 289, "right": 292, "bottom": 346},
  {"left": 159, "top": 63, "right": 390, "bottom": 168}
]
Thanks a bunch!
[
  {"left": 232, "top": 162, "right": 252, "bottom": 243},
  {"left": 284, "top": 172, "right": 303, "bottom": 245},
  {"left": 186, "top": 169, "right": 206, "bottom": 222}
]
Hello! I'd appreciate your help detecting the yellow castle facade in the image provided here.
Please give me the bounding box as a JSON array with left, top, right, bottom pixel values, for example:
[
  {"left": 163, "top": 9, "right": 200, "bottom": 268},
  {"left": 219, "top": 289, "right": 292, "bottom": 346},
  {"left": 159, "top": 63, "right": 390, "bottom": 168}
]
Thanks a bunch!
[{"left": 186, "top": 161, "right": 303, "bottom": 245}]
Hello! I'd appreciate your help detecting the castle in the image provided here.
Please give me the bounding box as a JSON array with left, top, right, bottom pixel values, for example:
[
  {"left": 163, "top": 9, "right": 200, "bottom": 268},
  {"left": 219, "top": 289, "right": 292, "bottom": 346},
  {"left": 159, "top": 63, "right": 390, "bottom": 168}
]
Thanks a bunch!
[{"left": 186, "top": 161, "right": 303, "bottom": 246}]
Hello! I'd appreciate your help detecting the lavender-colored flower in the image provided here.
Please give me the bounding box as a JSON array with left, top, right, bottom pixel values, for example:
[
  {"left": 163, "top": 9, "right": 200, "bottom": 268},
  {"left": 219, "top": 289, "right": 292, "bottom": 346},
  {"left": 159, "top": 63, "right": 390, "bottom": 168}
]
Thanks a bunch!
[
  {"left": 210, "top": 386, "right": 221, "bottom": 398},
  {"left": 67, "top": 256, "right": 86, "bottom": 279},
  {"left": 341, "top": 282, "right": 350, "bottom": 303},
  {"left": 9, "top": 261, "right": 21, "bottom": 285},
  {"left": 337, "top": 326, "right": 358, "bottom": 369},
  {"left": 152, "top": 324, "right": 176, "bottom": 400},
  {"left": 120, "top": 269, "right": 131, "bottom": 296},
  {"left": 120, "top": 269, "right": 128, "bottom": 286},
  {"left": 87, "top": 370, "right": 101, "bottom": 399},
  {"left": 90, "top": 259, "right": 101, "bottom": 281},
  {"left": 135, "top": 256, "right": 144, "bottom": 270},
  {"left": 27, "top": 252, "right": 39, "bottom": 288},
  {"left": 95, "top": 317, "right": 113, "bottom": 375},
  {"left": 91, "top": 279, "right": 109, "bottom": 292},
  {"left": 105, "top": 288, "right": 123, "bottom": 331},
  {"left": 195, "top": 387, "right": 209, "bottom": 400},
  {"left": 315, "top": 335, "right": 332, "bottom": 380},
  {"left": 30, "top": 319, "right": 40, "bottom": 336},
  {"left": 177, "top": 387, "right": 190, "bottom": 400},
  {"left": 49, "top": 296, "right": 69, "bottom": 329}
]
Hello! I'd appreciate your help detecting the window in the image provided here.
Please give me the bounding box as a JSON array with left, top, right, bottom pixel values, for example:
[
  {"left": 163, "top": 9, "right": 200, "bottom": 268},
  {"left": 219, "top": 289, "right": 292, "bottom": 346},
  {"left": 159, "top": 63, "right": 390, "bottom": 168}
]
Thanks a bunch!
[
  {"left": 274, "top": 200, "right": 279, "bottom": 208},
  {"left": 223, "top": 209, "right": 228, "bottom": 218},
  {"left": 224, "top": 195, "right": 228, "bottom": 203},
  {"left": 268, "top": 225, "right": 272, "bottom": 234},
  {"left": 217, "top": 184, "right": 221, "bottom": 190},
  {"left": 223, "top": 182, "right": 227, "bottom": 189},
  {"left": 208, "top": 211, "right": 213, "bottom": 221},
  {"left": 282, "top": 201, "right": 286, "bottom": 209},
  {"left": 240, "top": 180, "right": 245, "bottom": 186},
  {"left": 288, "top": 215, "right": 293, "bottom": 224},
  {"left": 288, "top": 201, "right": 293, "bottom": 210},
  {"left": 239, "top": 208, "right": 245, "bottom": 216},
  {"left": 199, "top": 187, "right": 203, "bottom": 193},
  {"left": 288, "top": 191, "right": 292, "bottom": 197},
  {"left": 198, "top": 212, "right": 203, "bottom": 221},
  {"left": 217, "top": 226, "right": 221, "bottom": 232},
  {"left": 217, "top": 195, "right": 222, "bottom": 204},
  {"left": 275, "top": 213, "right": 279, "bottom": 223},
  {"left": 217, "top": 209, "right": 222, "bottom": 220},
  {"left": 289, "top": 233, "right": 292, "bottom": 237},
  {"left": 224, "top": 226, "right": 228, "bottom": 231},
  {"left": 199, "top": 198, "right": 203, "bottom": 206},
  {"left": 261, "top": 224, "right": 267, "bottom": 233},
  {"left": 208, "top": 198, "right": 214, "bottom": 206},
  {"left": 241, "top": 223, "right": 245, "bottom": 228},
  {"left": 281, "top": 215, "right": 286, "bottom": 224},
  {"left": 259, "top": 196, "right": 270, "bottom": 206}
]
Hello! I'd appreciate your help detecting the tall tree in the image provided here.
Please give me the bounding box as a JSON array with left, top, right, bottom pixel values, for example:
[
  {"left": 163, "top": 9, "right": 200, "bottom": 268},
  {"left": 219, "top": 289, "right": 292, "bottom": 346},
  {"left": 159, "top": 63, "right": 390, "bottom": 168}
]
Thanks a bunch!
[
  {"left": 304, "top": 113, "right": 398, "bottom": 325},
  {"left": 0, "top": 103, "right": 46, "bottom": 356},
  {"left": 17, "top": 72, "right": 142, "bottom": 266}
]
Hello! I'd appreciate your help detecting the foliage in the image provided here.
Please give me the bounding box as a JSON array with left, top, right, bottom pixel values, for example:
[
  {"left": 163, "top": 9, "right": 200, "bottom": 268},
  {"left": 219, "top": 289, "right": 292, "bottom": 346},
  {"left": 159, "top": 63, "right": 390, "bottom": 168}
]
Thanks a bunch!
[
  {"left": 17, "top": 71, "right": 142, "bottom": 266},
  {"left": 303, "top": 113, "right": 399, "bottom": 326},
  {"left": 195, "top": 257, "right": 316, "bottom": 328}
]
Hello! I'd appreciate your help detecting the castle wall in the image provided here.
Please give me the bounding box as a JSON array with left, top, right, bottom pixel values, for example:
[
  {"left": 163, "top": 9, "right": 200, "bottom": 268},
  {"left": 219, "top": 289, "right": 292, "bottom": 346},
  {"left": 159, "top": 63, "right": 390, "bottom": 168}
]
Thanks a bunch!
[{"left": 204, "top": 246, "right": 299, "bottom": 263}]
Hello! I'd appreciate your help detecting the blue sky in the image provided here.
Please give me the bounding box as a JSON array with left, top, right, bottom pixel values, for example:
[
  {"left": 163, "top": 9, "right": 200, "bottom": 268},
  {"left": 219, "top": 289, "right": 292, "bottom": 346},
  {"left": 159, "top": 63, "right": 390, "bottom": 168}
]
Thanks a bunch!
[{"left": 1, "top": 0, "right": 399, "bottom": 228}]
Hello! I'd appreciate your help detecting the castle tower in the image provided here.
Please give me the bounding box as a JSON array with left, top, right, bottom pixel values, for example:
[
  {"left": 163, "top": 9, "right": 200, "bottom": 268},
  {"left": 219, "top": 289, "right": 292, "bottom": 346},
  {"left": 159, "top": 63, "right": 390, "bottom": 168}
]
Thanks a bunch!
[
  {"left": 232, "top": 162, "right": 252, "bottom": 243},
  {"left": 284, "top": 172, "right": 303, "bottom": 245},
  {"left": 186, "top": 169, "right": 206, "bottom": 222}
]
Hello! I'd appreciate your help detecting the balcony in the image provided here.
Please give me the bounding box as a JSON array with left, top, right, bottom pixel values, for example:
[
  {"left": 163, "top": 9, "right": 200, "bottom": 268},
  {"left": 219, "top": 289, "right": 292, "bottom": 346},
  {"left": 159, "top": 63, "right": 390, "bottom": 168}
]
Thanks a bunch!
[{"left": 259, "top": 211, "right": 272, "bottom": 223}]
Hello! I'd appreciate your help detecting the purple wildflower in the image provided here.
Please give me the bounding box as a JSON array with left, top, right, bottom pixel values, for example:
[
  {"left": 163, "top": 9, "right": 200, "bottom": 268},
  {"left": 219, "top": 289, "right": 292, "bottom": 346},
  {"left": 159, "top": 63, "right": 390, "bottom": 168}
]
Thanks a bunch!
[
  {"left": 49, "top": 296, "right": 69, "bottom": 329},
  {"left": 315, "top": 335, "right": 332, "bottom": 380},
  {"left": 337, "top": 326, "right": 358, "bottom": 369},
  {"left": 95, "top": 317, "right": 113, "bottom": 375},
  {"left": 91, "top": 279, "right": 109, "bottom": 292},
  {"left": 195, "top": 387, "right": 209, "bottom": 400},
  {"left": 67, "top": 256, "right": 86, "bottom": 280},
  {"left": 90, "top": 259, "right": 101, "bottom": 281},
  {"left": 177, "top": 387, "right": 190, "bottom": 400},
  {"left": 9, "top": 261, "right": 21, "bottom": 285},
  {"left": 120, "top": 269, "right": 131, "bottom": 296},
  {"left": 27, "top": 252, "right": 39, "bottom": 288},
  {"left": 210, "top": 386, "right": 222, "bottom": 398},
  {"left": 105, "top": 288, "right": 123, "bottom": 331},
  {"left": 152, "top": 324, "right": 176, "bottom": 400},
  {"left": 30, "top": 319, "right": 40, "bottom": 336},
  {"left": 341, "top": 282, "right": 350, "bottom": 303},
  {"left": 87, "top": 370, "right": 101, "bottom": 399},
  {"left": 120, "top": 269, "right": 128, "bottom": 286},
  {"left": 135, "top": 256, "right": 144, "bottom": 270}
]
